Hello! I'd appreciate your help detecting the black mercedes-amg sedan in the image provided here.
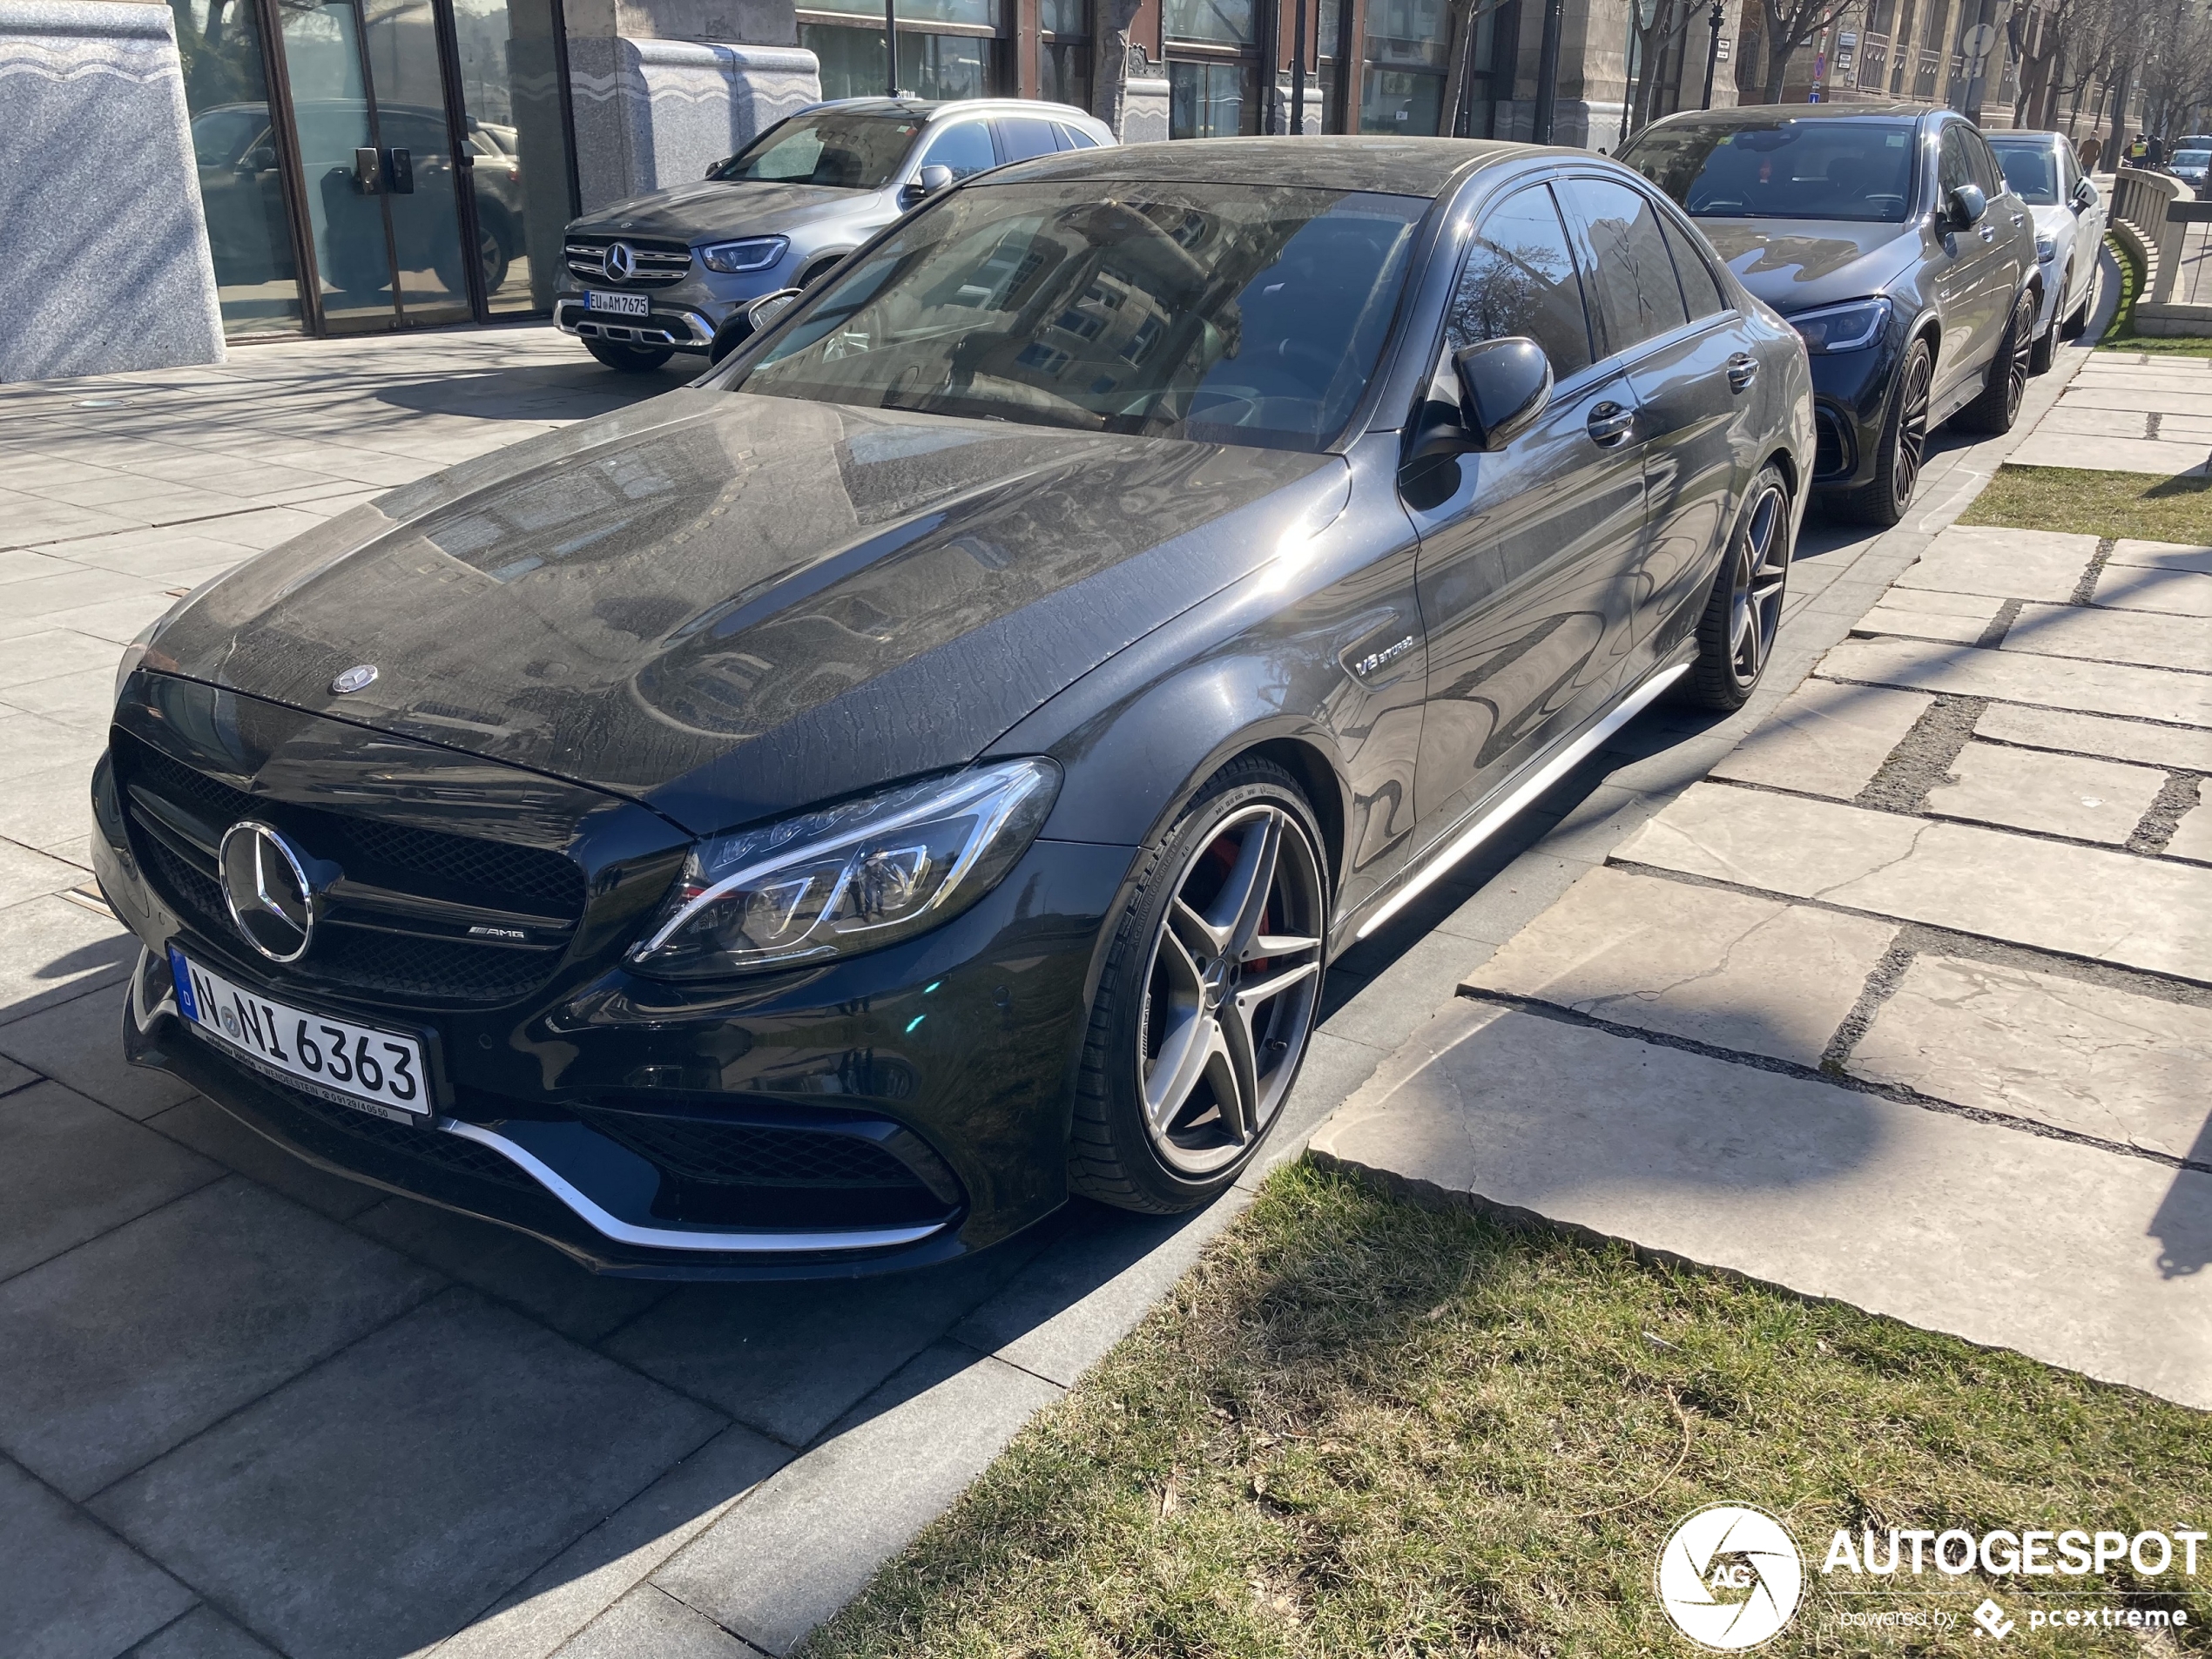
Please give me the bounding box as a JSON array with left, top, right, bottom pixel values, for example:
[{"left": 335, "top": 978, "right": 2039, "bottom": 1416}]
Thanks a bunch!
[
  {"left": 1616, "top": 104, "right": 2040, "bottom": 527},
  {"left": 98, "top": 138, "right": 1811, "bottom": 1278}
]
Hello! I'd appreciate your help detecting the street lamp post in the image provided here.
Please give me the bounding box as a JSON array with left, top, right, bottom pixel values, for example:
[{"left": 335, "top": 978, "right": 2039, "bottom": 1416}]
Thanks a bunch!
[
  {"left": 1702, "top": 0, "right": 1724, "bottom": 107},
  {"left": 886, "top": 0, "right": 899, "bottom": 95},
  {"left": 1533, "top": 0, "right": 1564, "bottom": 140}
]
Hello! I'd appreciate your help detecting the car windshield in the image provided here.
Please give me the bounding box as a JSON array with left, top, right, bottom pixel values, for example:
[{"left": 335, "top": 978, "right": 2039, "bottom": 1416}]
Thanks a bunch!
[
  {"left": 1990, "top": 141, "right": 2060, "bottom": 204},
  {"left": 1618, "top": 118, "right": 1919, "bottom": 222},
  {"left": 2177, "top": 150, "right": 2212, "bottom": 168},
  {"left": 711, "top": 112, "right": 924, "bottom": 191},
  {"left": 737, "top": 182, "right": 1426, "bottom": 452}
]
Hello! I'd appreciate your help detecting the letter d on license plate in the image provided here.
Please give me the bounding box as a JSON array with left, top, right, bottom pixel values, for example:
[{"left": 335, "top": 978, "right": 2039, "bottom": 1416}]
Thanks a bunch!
[{"left": 169, "top": 947, "right": 432, "bottom": 1122}]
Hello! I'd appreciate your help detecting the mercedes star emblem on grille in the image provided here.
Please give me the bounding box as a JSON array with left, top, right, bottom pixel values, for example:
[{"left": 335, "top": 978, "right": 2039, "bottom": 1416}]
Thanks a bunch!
[
  {"left": 219, "top": 820, "right": 320, "bottom": 963},
  {"left": 605, "top": 241, "right": 637, "bottom": 280},
  {"left": 331, "top": 664, "right": 378, "bottom": 694}
]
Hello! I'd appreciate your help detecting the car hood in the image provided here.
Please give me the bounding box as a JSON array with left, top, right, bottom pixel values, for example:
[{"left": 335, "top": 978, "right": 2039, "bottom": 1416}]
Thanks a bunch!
[
  {"left": 144, "top": 390, "right": 1340, "bottom": 836},
  {"left": 1693, "top": 217, "right": 1925, "bottom": 314},
  {"left": 570, "top": 179, "right": 872, "bottom": 244}
]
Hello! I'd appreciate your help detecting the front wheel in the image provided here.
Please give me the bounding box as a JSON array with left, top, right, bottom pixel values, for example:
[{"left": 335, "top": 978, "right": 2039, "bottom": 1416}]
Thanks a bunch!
[
  {"left": 585, "top": 337, "right": 675, "bottom": 374},
  {"left": 1070, "top": 759, "right": 1329, "bottom": 1213},
  {"left": 1683, "top": 464, "right": 1791, "bottom": 711},
  {"left": 1840, "top": 338, "right": 1932, "bottom": 528},
  {"left": 1956, "top": 287, "right": 2037, "bottom": 434}
]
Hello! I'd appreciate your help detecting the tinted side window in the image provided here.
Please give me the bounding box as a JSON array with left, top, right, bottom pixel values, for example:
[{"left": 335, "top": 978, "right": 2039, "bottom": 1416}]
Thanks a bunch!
[
  {"left": 1554, "top": 175, "right": 1690, "bottom": 357},
  {"left": 997, "top": 117, "right": 1060, "bottom": 162},
  {"left": 1449, "top": 184, "right": 1595, "bottom": 377},
  {"left": 1062, "top": 125, "right": 1100, "bottom": 149},
  {"left": 1939, "top": 125, "right": 1974, "bottom": 194},
  {"left": 1660, "top": 213, "right": 1728, "bottom": 318},
  {"left": 1964, "top": 129, "right": 2001, "bottom": 194},
  {"left": 919, "top": 120, "right": 997, "bottom": 180}
]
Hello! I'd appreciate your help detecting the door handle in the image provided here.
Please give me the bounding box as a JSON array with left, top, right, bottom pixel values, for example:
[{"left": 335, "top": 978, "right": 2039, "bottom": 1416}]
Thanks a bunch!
[
  {"left": 1586, "top": 401, "right": 1635, "bottom": 447},
  {"left": 384, "top": 147, "right": 415, "bottom": 194},
  {"left": 352, "top": 146, "right": 381, "bottom": 194},
  {"left": 1726, "top": 353, "right": 1757, "bottom": 394}
]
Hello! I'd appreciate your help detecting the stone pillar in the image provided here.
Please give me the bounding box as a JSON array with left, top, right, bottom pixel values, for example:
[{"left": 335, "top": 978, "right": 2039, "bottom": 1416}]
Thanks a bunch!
[
  {"left": 568, "top": 37, "right": 821, "bottom": 209},
  {"left": 1121, "top": 69, "right": 1170, "bottom": 138},
  {"left": 0, "top": 0, "right": 222, "bottom": 381}
]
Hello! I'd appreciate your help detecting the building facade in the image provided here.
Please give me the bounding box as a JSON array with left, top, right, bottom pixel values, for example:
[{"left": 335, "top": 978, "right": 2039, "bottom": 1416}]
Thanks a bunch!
[{"left": 5, "top": 0, "right": 1743, "bottom": 377}]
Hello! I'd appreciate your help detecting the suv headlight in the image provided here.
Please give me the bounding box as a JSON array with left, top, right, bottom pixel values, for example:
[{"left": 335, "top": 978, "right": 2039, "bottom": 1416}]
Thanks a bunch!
[
  {"left": 631, "top": 759, "right": 1061, "bottom": 977},
  {"left": 698, "top": 236, "right": 789, "bottom": 274},
  {"left": 2035, "top": 231, "right": 2058, "bottom": 262},
  {"left": 1786, "top": 296, "right": 1892, "bottom": 354}
]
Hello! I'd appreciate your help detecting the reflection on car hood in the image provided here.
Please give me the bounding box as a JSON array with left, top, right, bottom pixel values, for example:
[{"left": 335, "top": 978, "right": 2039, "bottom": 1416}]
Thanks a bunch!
[
  {"left": 144, "top": 391, "right": 1339, "bottom": 835},
  {"left": 1693, "top": 218, "right": 1925, "bottom": 313},
  {"left": 570, "top": 179, "right": 867, "bottom": 244}
]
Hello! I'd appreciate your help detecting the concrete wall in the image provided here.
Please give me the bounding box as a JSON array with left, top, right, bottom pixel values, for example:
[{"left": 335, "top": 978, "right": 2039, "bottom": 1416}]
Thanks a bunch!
[
  {"left": 568, "top": 36, "right": 820, "bottom": 209},
  {"left": 0, "top": 0, "right": 222, "bottom": 381}
]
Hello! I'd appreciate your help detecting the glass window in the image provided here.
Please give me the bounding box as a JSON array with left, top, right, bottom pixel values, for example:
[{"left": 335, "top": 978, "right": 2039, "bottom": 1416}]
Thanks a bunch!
[
  {"left": 997, "top": 116, "right": 1060, "bottom": 161},
  {"left": 1359, "top": 0, "right": 1449, "bottom": 132},
  {"left": 1988, "top": 138, "right": 2060, "bottom": 205},
  {"left": 1618, "top": 116, "right": 1919, "bottom": 223},
  {"left": 918, "top": 118, "right": 999, "bottom": 179},
  {"left": 1042, "top": 48, "right": 1090, "bottom": 111},
  {"left": 1962, "top": 128, "right": 2000, "bottom": 195},
  {"left": 1055, "top": 121, "right": 1100, "bottom": 149},
  {"left": 448, "top": 0, "right": 580, "bottom": 314},
  {"left": 1660, "top": 213, "right": 1729, "bottom": 318},
  {"left": 1169, "top": 61, "right": 1257, "bottom": 138},
  {"left": 742, "top": 183, "right": 1426, "bottom": 451},
  {"left": 711, "top": 111, "right": 924, "bottom": 189},
  {"left": 1554, "top": 176, "right": 1688, "bottom": 357},
  {"left": 806, "top": 0, "right": 994, "bottom": 23},
  {"left": 1448, "top": 185, "right": 1594, "bottom": 377},
  {"left": 799, "top": 26, "right": 995, "bottom": 102},
  {"left": 1938, "top": 124, "right": 1973, "bottom": 193},
  {"left": 175, "top": 0, "right": 303, "bottom": 335},
  {"left": 1164, "top": 0, "right": 1256, "bottom": 45}
]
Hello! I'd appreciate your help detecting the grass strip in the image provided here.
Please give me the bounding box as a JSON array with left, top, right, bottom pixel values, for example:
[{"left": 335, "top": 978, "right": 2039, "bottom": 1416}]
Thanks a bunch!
[
  {"left": 807, "top": 1163, "right": 2210, "bottom": 1657},
  {"left": 1958, "top": 464, "right": 2212, "bottom": 544},
  {"left": 2099, "top": 227, "right": 2212, "bottom": 357}
]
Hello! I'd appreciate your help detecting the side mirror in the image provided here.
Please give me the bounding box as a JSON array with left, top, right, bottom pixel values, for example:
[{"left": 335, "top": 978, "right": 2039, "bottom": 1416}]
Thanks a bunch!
[
  {"left": 900, "top": 163, "right": 955, "bottom": 208},
  {"left": 2072, "top": 177, "right": 2098, "bottom": 210},
  {"left": 710, "top": 287, "right": 806, "bottom": 367},
  {"left": 1407, "top": 336, "right": 1554, "bottom": 464},
  {"left": 237, "top": 146, "right": 275, "bottom": 173},
  {"left": 705, "top": 157, "right": 732, "bottom": 179},
  {"left": 1946, "top": 183, "right": 1987, "bottom": 229}
]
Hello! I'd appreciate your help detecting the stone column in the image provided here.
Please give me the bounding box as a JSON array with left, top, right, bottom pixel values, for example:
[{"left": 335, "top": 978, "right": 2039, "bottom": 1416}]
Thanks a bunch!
[{"left": 1, "top": 0, "right": 222, "bottom": 381}]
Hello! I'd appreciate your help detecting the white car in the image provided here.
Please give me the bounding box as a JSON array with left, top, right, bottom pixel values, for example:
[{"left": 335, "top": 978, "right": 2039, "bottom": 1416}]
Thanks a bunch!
[
  {"left": 1987, "top": 130, "right": 2107, "bottom": 370},
  {"left": 2172, "top": 148, "right": 2211, "bottom": 192}
]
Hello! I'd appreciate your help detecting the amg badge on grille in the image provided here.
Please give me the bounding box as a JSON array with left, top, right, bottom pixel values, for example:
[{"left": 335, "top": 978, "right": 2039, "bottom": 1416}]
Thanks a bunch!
[{"left": 331, "top": 664, "right": 378, "bottom": 694}]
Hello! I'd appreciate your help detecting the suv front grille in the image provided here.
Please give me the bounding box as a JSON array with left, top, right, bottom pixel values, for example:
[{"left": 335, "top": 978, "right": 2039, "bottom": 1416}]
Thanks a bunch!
[
  {"left": 564, "top": 239, "right": 692, "bottom": 287},
  {"left": 117, "top": 730, "right": 584, "bottom": 1008}
]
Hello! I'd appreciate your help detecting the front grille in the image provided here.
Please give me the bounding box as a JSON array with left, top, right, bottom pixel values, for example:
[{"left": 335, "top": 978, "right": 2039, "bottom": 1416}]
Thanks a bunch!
[
  {"left": 117, "top": 730, "right": 583, "bottom": 1007},
  {"left": 1813, "top": 405, "right": 1853, "bottom": 479},
  {"left": 280, "top": 1090, "right": 538, "bottom": 1190},
  {"left": 564, "top": 239, "right": 692, "bottom": 287},
  {"left": 579, "top": 1110, "right": 929, "bottom": 1190}
]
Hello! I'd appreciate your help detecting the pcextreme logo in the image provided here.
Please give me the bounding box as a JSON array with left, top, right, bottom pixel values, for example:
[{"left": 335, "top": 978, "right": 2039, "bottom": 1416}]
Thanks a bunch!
[{"left": 1656, "top": 1504, "right": 1806, "bottom": 1650}]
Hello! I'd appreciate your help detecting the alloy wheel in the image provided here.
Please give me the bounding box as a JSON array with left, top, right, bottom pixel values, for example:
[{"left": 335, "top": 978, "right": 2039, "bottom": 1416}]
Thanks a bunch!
[
  {"left": 1891, "top": 349, "right": 1932, "bottom": 514},
  {"left": 1727, "top": 482, "right": 1790, "bottom": 687},
  {"left": 2003, "top": 293, "right": 2034, "bottom": 420},
  {"left": 1137, "top": 803, "right": 1325, "bottom": 1176}
]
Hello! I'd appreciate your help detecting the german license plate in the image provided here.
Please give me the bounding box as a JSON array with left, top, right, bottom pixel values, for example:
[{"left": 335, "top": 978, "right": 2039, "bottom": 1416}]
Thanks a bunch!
[
  {"left": 169, "top": 947, "right": 431, "bottom": 1122},
  {"left": 587, "top": 289, "right": 650, "bottom": 317}
]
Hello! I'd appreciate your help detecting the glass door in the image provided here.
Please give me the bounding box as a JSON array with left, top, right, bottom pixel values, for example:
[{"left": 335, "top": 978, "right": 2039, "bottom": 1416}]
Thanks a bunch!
[
  {"left": 275, "top": 0, "right": 471, "bottom": 328},
  {"left": 448, "top": 0, "right": 577, "bottom": 314}
]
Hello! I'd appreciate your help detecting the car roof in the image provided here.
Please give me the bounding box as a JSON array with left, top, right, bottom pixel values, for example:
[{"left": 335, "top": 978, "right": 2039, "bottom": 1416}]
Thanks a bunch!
[
  {"left": 1986, "top": 129, "right": 2065, "bottom": 145},
  {"left": 979, "top": 135, "right": 1551, "bottom": 197},
  {"left": 1642, "top": 100, "right": 1940, "bottom": 130},
  {"left": 808, "top": 96, "right": 1107, "bottom": 129}
]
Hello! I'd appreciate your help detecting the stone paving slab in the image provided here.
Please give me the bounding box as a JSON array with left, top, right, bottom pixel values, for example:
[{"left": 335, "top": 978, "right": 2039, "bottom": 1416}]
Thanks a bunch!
[
  {"left": 2009, "top": 429, "right": 2212, "bottom": 475},
  {"left": 1309, "top": 1001, "right": 2212, "bottom": 1409},
  {"left": 1707, "top": 678, "right": 1932, "bottom": 799},
  {"left": 0, "top": 1455, "right": 193, "bottom": 1659},
  {"left": 2000, "top": 598, "right": 2211, "bottom": 671},
  {"left": 1849, "top": 954, "right": 2212, "bottom": 1160},
  {"left": 0, "top": 1080, "right": 221, "bottom": 1280},
  {"left": 1820, "top": 632, "right": 2212, "bottom": 728},
  {"left": 2110, "top": 538, "right": 2212, "bottom": 574},
  {"left": 1889, "top": 523, "right": 2097, "bottom": 603},
  {"left": 1975, "top": 701, "right": 2212, "bottom": 770},
  {"left": 1615, "top": 782, "right": 2212, "bottom": 984},
  {"left": 2167, "top": 802, "right": 2212, "bottom": 865},
  {"left": 1921, "top": 739, "right": 2168, "bottom": 843},
  {"left": 2095, "top": 563, "right": 2212, "bottom": 616},
  {"left": 1463, "top": 865, "right": 1895, "bottom": 1065}
]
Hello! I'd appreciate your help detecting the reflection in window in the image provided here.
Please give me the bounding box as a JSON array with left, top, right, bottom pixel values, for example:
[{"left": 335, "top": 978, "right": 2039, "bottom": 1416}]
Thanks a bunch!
[
  {"left": 1040, "top": 0, "right": 1089, "bottom": 110},
  {"left": 1169, "top": 60, "right": 1256, "bottom": 137},
  {"left": 801, "top": 24, "right": 995, "bottom": 100},
  {"left": 1163, "top": 0, "right": 1256, "bottom": 45},
  {"left": 1360, "top": 0, "right": 1450, "bottom": 132},
  {"left": 1449, "top": 186, "right": 1593, "bottom": 375},
  {"left": 176, "top": 0, "right": 303, "bottom": 334},
  {"left": 448, "top": 0, "right": 578, "bottom": 314}
]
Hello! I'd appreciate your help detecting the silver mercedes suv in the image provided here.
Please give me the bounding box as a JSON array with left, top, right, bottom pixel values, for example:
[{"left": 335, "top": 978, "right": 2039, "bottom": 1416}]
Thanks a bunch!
[{"left": 556, "top": 96, "right": 1115, "bottom": 372}]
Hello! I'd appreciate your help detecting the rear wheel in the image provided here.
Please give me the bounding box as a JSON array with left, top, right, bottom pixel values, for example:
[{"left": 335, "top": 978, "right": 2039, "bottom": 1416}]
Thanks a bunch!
[
  {"left": 584, "top": 338, "right": 674, "bottom": 374},
  {"left": 1957, "top": 287, "right": 2037, "bottom": 433},
  {"left": 1841, "top": 338, "right": 1932, "bottom": 527},
  {"left": 1070, "top": 759, "right": 1327, "bottom": 1213},
  {"left": 1683, "top": 464, "right": 1791, "bottom": 711},
  {"left": 2030, "top": 270, "right": 2066, "bottom": 372}
]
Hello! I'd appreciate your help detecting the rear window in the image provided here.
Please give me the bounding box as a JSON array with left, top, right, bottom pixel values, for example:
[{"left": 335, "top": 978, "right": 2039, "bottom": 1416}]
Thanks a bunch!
[
  {"left": 1990, "top": 139, "right": 2060, "bottom": 204},
  {"left": 1618, "top": 117, "right": 1919, "bottom": 223}
]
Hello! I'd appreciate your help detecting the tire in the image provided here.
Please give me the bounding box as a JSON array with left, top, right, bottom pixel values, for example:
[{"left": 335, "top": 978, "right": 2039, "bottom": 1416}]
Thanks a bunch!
[
  {"left": 1069, "top": 758, "right": 1329, "bottom": 1213},
  {"left": 1682, "top": 463, "right": 1792, "bottom": 711},
  {"left": 2060, "top": 276, "right": 2092, "bottom": 339},
  {"left": 585, "top": 338, "right": 675, "bottom": 374},
  {"left": 1840, "top": 337, "right": 1932, "bottom": 528},
  {"left": 2030, "top": 274, "right": 2063, "bottom": 373},
  {"left": 1955, "top": 287, "right": 2037, "bottom": 434}
]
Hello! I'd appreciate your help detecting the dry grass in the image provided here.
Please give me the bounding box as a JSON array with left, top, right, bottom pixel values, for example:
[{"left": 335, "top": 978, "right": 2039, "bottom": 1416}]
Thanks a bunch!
[
  {"left": 1958, "top": 465, "right": 2212, "bottom": 545},
  {"left": 805, "top": 1163, "right": 2212, "bottom": 1657}
]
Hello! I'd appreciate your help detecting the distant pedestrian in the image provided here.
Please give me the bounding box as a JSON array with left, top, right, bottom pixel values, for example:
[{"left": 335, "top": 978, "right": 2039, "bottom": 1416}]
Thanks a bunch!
[
  {"left": 2148, "top": 133, "right": 2166, "bottom": 166},
  {"left": 2127, "top": 133, "right": 2150, "bottom": 165},
  {"left": 2079, "top": 135, "right": 2101, "bottom": 172}
]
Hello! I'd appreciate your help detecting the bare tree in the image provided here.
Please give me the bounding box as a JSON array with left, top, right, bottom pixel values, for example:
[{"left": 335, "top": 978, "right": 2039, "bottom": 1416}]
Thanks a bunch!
[
  {"left": 1755, "top": 0, "right": 1856, "bottom": 101},
  {"left": 1090, "top": 0, "right": 1148, "bottom": 135}
]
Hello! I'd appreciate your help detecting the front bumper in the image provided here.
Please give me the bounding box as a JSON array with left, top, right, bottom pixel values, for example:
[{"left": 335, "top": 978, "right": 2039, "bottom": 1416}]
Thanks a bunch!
[
  {"left": 554, "top": 299, "right": 718, "bottom": 355},
  {"left": 1802, "top": 320, "right": 1910, "bottom": 493},
  {"left": 95, "top": 718, "right": 1136, "bottom": 1279}
]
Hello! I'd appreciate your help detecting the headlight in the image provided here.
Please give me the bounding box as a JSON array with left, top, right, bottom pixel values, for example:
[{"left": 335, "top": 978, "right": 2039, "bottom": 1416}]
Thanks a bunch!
[
  {"left": 698, "top": 236, "right": 789, "bottom": 274},
  {"left": 113, "top": 618, "right": 159, "bottom": 705},
  {"left": 1786, "top": 297, "right": 1891, "bottom": 354},
  {"left": 631, "top": 759, "right": 1061, "bottom": 977},
  {"left": 2035, "top": 232, "right": 2058, "bottom": 262}
]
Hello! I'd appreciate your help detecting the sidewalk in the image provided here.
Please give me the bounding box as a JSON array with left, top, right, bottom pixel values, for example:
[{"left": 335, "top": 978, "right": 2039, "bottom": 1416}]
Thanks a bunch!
[{"left": 1314, "top": 335, "right": 2212, "bottom": 1410}]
